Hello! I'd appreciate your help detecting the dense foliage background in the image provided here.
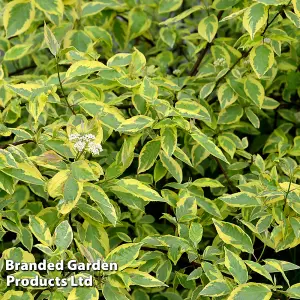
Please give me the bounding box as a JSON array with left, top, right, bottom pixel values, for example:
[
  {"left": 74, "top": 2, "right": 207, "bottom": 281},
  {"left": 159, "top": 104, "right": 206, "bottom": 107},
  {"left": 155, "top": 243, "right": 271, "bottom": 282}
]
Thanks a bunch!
[{"left": 0, "top": 0, "right": 300, "bottom": 299}]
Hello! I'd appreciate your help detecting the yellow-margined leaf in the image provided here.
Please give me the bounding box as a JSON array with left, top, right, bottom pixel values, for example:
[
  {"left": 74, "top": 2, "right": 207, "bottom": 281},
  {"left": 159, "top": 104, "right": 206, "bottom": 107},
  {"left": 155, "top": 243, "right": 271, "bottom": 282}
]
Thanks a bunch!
[
  {"left": 224, "top": 247, "right": 248, "bottom": 284},
  {"left": 128, "top": 7, "right": 152, "bottom": 41},
  {"left": 245, "top": 107, "right": 260, "bottom": 128},
  {"left": 29, "top": 216, "right": 52, "bottom": 246},
  {"left": 2, "top": 162, "right": 45, "bottom": 185},
  {"left": 66, "top": 60, "right": 110, "bottom": 78},
  {"left": 250, "top": 44, "right": 274, "bottom": 78},
  {"left": 122, "top": 269, "right": 167, "bottom": 287},
  {"left": 68, "top": 287, "right": 99, "bottom": 300},
  {"left": 218, "top": 104, "right": 244, "bottom": 124},
  {"left": 79, "top": 100, "right": 125, "bottom": 129},
  {"left": 159, "top": 0, "right": 183, "bottom": 14},
  {"left": 139, "top": 76, "right": 158, "bottom": 101},
  {"left": 138, "top": 138, "right": 161, "bottom": 173},
  {"left": 218, "top": 135, "right": 236, "bottom": 159},
  {"left": 44, "top": 23, "right": 60, "bottom": 57},
  {"left": 212, "top": 219, "right": 254, "bottom": 253},
  {"left": 219, "top": 192, "right": 262, "bottom": 207},
  {"left": 2, "top": 291, "right": 34, "bottom": 300},
  {"left": 200, "top": 279, "right": 232, "bottom": 297},
  {"left": 35, "top": 0, "right": 64, "bottom": 16},
  {"left": 195, "top": 195, "right": 222, "bottom": 218},
  {"left": 191, "top": 127, "right": 229, "bottom": 164},
  {"left": 287, "top": 283, "right": 300, "bottom": 298},
  {"left": 217, "top": 83, "right": 238, "bottom": 109},
  {"left": 202, "top": 261, "right": 223, "bottom": 281},
  {"left": 161, "top": 127, "right": 177, "bottom": 157},
  {"left": 47, "top": 169, "right": 70, "bottom": 198},
  {"left": 115, "top": 178, "right": 165, "bottom": 202},
  {"left": 117, "top": 116, "right": 154, "bottom": 133},
  {"left": 160, "top": 150, "right": 183, "bottom": 183},
  {"left": 4, "top": 43, "right": 32, "bottom": 61},
  {"left": 228, "top": 283, "right": 272, "bottom": 300},
  {"left": 105, "top": 243, "right": 143, "bottom": 271},
  {"left": 244, "top": 76, "right": 265, "bottom": 108},
  {"left": 57, "top": 175, "right": 83, "bottom": 214},
  {"left": 54, "top": 220, "right": 73, "bottom": 251},
  {"left": 192, "top": 178, "right": 224, "bottom": 188},
  {"left": 244, "top": 260, "right": 273, "bottom": 283},
  {"left": 212, "top": 0, "right": 242, "bottom": 10},
  {"left": 198, "top": 14, "right": 219, "bottom": 43},
  {"left": 84, "top": 183, "right": 117, "bottom": 226},
  {"left": 189, "top": 222, "right": 203, "bottom": 246},
  {"left": 292, "top": 0, "right": 300, "bottom": 16},
  {"left": 3, "top": 0, "right": 35, "bottom": 38},
  {"left": 284, "top": 9, "right": 300, "bottom": 28},
  {"left": 175, "top": 99, "right": 211, "bottom": 122},
  {"left": 243, "top": 3, "right": 268, "bottom": 39},
  {"left": 176, "top": 192, "right": 197, "bottom": 222}
]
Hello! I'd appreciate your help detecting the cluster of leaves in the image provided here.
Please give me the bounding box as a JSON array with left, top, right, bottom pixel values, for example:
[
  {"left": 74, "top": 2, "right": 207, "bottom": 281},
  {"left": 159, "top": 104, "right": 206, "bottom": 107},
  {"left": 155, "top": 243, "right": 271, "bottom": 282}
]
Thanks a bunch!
[{"left": 0, "top": 0, "right": 300, "bottom": 299}]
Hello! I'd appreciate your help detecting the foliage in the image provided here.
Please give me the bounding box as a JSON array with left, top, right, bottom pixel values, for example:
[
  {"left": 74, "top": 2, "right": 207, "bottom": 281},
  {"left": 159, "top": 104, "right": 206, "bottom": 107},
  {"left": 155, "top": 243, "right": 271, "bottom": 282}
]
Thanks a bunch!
[{"left": 0, "top": 0, "right": 300, "bottom": 299}]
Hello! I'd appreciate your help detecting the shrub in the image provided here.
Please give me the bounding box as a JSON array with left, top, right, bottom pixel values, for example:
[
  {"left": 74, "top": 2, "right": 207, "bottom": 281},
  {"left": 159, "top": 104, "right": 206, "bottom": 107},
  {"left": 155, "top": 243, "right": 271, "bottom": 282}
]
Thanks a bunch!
[{"left": 0, "top": 0, "right": 300, "bottom": 299}]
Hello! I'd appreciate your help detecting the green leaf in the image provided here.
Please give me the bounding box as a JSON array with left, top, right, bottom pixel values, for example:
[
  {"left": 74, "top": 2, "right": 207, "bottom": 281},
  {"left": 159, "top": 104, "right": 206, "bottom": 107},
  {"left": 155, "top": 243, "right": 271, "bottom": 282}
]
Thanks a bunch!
[
  {"left": 245, "top": 107, "right": 260, "bottom": 128},
  {"left": 218, "top": 135, "right": 236, "bottom": 159},
  {"left": 102, "top": 282, "right": 130, "bottom": 300},
  {"left": 228, "top": 283, "right": 272, "bottom": 300},
  {"left": 224, "top": 247, "right": 248, "bottom": 284},
  {"left": 243, "top": 3, "right": 268, "bottom": 39},
  {"left": 250, "top": 44, "right": 275, "bottom": 78},
  {"left": 212, "top": 219, "right": 254, "bottom": 253},
  {"left": 54, "top": 220, "right": 73, "bottom": 251},
  {"left": 219, "top": 192, "right": 261, "bottom": 207},
  {"left": 198, "top": 14, "right": 219, "bottom": 43},
  {"left": 176, "top": 192, "right": 197, "bottom": 222},
  {"left": 3, "top": 0, "right": 35, "bottom": 38},
  {"left": 285, "top": 9, "right": 300, "bottom": 28}
]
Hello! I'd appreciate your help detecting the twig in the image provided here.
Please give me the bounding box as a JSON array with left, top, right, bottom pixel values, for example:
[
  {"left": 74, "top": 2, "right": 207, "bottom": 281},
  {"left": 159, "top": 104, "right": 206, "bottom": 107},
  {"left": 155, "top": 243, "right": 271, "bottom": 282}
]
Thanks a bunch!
[
  {"left": 213, "top": 157, "right": 237, "bottom": 193},
  {"left": 55, "top": 57, "right": 76, "bottom": 115},
  {"left": 9, "top": 65, "right": 36, "bottom": 76},
  {"left": 189, "top": 11, "right": 224, "bottom": 77},
  {"left": 0, "top": 139, "right": 35, "bottom": 149}
]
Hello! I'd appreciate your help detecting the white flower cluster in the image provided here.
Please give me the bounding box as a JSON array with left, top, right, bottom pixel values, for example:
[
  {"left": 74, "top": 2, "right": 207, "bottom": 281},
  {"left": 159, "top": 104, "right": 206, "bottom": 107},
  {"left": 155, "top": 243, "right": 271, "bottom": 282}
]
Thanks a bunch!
[
  {"left": 213, "top": 57, "right": 226, "bottom": 67},
  {"left": 69, "top": 133, "right": 103, "bottom": 156},
  {"left": 263, "top": 37, "right": 271, "bottom": 44}
]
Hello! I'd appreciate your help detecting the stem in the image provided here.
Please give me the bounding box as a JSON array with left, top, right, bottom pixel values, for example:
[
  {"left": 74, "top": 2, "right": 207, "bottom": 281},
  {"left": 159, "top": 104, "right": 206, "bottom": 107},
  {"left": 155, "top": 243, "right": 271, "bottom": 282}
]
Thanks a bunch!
[
  {"left": 0, "top": 139, "right": 35, "bottom": 149},
  {"left": 256, "top": 243, "right": 266, "bottom": 262},
  {"left": 213, "top": 157, "right": 236, "bottom": 193},
  {"left": 188, "top": 11, "right": 224, "bottom": 77},
  {"left": 55, "top": 57, "right": 76, "bottom": 115}
]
